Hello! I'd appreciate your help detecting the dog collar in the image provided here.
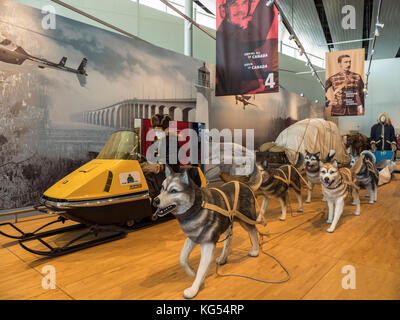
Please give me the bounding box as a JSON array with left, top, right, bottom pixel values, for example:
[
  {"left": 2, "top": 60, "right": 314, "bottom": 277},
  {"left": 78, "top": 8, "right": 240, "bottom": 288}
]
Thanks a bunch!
[{"left": 175, "top": 188, "right": 204, "bottom": 223}]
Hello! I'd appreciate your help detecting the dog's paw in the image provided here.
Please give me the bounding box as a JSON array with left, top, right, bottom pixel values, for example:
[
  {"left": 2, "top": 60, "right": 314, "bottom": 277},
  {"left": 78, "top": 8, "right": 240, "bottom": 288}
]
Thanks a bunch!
[
  {"left": 326, "top": 220, "right": 332, "bottom": 224},
  {"left": 279, "top": 218, "right": 286, "bottom": 221},
  {"left": 305, "top": 199, "right": 311, "bottom": 203},
  {"left": 368, "top": 200, "right": 374, "bottom": 204},
  {"left": 248, "top": 249, "right": 259, "bottom": 257},
  {"left": 297, "top": 208, "right": 303, "bottom": 213},
  {"left": 351, "top": 201, "right": 356, "bottom": 206},
  {"left": 216, "top": 256, "right": 227, "bottom": 265},
  {"left": 184, "top": 267, "right": 195, "bottom": 277},
  {"left": 183, "top": 287, "right": 198, "bottom": 299},
  {"left": 256, "top": 216, "right": 267, "bottom": 227},
  {"left": 326, "top": 228, "right": 334, "bottom": 233}
]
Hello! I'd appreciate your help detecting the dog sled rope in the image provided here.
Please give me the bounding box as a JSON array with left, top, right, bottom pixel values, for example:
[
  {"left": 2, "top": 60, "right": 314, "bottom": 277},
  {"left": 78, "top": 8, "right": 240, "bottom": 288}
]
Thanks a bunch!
[{"left": 202, "top": 181, "right": 290, "bottom": 284}]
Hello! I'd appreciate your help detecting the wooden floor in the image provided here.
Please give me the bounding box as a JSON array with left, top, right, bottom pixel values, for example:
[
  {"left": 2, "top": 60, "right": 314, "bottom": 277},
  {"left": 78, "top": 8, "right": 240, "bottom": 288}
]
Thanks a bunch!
[{"left": 1, "top": 177, "right": 400, "bottom": 300}]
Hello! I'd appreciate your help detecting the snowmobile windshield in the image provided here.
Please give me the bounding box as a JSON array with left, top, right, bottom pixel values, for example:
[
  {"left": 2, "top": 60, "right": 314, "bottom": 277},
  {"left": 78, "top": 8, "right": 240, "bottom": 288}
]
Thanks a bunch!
[{"left": 97, "top": 131, "right": 139, "bottom": 160}]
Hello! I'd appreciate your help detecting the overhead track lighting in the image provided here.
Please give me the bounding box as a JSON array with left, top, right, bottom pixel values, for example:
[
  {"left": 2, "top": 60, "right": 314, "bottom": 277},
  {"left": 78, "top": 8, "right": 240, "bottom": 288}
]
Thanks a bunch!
[
  {"left": 269, "top": 0, "right": 326, "bottom": 90},
  {"left": 366, "top": 0, "right": 384, "bottom": 91}
]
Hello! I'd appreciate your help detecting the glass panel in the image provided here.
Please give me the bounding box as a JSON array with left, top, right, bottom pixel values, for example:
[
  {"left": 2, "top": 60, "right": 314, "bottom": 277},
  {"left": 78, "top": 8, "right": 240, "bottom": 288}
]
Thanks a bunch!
[{"left": 97, "top": 131, "right": 139, "bottom": 160}]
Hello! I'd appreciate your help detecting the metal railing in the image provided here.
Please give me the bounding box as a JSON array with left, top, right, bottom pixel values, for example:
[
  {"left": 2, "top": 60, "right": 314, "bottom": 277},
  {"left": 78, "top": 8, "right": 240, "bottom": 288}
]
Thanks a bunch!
[{"left": 0, "top": 206, "right": 48, "bottom": 223}]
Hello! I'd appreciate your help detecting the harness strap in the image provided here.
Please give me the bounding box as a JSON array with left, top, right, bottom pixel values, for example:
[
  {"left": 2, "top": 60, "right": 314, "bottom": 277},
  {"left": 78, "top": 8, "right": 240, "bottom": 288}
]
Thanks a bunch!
[
  {"left": 365, "top": 159, "right": 379, "bottom": 180},
  {"left": 273, "top": 165, "right": 312, "bottom": 191},
  {"left": 340, "top": 167, "right": 360, "bottom": 191},
  {"left": 202, "top": 181, "right": 259, "bottom": 226}
]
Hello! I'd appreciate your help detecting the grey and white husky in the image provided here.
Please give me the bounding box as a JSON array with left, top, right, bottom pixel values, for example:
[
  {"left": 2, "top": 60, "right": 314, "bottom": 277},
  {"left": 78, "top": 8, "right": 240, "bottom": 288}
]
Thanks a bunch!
[
  {"left": 154, "top": 165, "right": 262, "bottom": 299},
  {"left": 350, "top": 150, "right": 379, "bottom": 203},
  {"left": 305, "top": 150, "right": 335, "bottom": 203},
  {"left": 255, "top": 162, "right": 306, "bottom": 223}
]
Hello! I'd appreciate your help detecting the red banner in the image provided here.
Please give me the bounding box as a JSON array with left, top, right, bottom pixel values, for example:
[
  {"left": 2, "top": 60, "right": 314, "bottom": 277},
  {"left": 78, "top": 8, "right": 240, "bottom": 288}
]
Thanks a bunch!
[{"left": 216, "top": 0, "right": 279, "bottom": 96}]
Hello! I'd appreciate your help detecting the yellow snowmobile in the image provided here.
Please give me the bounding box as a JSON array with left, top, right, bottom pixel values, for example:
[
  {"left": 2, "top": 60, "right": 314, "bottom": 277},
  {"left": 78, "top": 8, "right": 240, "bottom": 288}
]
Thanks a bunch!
[{"left": 0, "top": 130, "right": 206, "bottom": 256}]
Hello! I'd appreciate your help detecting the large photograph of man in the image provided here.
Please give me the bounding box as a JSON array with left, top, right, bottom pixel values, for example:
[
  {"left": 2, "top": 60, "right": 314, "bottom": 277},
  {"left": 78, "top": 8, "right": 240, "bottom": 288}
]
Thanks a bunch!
[
  {"left": 216, "top": 0, "right": 279, "bottom": 96},
  {"left": 325, "top": 48, "right": 365, "bottom": 117}
]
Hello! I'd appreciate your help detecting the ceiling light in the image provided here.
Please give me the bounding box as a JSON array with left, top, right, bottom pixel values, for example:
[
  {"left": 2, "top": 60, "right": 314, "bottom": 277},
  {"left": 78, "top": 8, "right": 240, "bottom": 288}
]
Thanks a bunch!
[
  {"left": 300, "top": 93, "right": 304, "bottom": 97},
  {"left": 363, "top": 87, "right": 368, "bottom": 93},
  {"left": 375, "top": 28, "right": 380, "bottom": 37},
  {"left": 298, "top": 48, "right": 304, "bottom": 55}
]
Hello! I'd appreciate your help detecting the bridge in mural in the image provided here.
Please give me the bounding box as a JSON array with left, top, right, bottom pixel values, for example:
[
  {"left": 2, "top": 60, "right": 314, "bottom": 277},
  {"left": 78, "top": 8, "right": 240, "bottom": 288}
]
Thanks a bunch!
[{"left": 71, "top": 98, "right": 197, "bottom": 129}]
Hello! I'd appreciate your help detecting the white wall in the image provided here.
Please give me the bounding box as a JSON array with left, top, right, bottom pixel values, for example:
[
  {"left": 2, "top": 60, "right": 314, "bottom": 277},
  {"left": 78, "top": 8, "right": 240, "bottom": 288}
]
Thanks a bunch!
[{"left": 338, "top": 58, "right": 400, "bottom": 136}]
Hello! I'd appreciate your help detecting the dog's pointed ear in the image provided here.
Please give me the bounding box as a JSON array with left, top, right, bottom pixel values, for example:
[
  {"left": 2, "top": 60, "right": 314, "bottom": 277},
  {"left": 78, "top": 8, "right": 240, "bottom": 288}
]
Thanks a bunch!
[
  {"left": 305, "top": 150, "right": 310, "bottom": 155},
  {"left": 165, "top": 165, "right": 173, "bottom": 177},
  {"left": 315, "top": 152, "right": 320, "bottom": 158},
  {"left": 332, "top": 160, "right": 338, "bottom": 167},
  {"left": 182, "top": 169, "right": 190, "bottom": 185}
]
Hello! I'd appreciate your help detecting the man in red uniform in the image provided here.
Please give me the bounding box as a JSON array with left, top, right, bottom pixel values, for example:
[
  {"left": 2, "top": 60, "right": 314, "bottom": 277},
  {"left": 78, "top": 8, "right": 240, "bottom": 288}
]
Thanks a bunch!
[{"left": 325, "top": 55, "right": 365, "bottom": 116}]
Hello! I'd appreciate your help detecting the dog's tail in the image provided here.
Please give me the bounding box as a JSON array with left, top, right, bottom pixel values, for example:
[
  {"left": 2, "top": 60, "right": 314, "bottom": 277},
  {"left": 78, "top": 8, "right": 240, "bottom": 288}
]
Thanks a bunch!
[
  {"left": 246, "top": 163, "right": 263, "bottom": 192},
  {"left": 361, "top": 150, "right": 376, "bottom": 164},
  {"left": 220, "top": 162, "right": 262, "bottom": 192}
]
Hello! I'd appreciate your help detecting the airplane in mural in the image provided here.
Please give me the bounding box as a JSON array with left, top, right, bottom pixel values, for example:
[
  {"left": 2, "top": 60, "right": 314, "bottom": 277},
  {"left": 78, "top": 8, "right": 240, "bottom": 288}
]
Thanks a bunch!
[
  {"left": 0, "top": 36, "right": 88, "bottom": 87},
  {"left": 235, "top": 94, "right": 259, "bottom": 110}
]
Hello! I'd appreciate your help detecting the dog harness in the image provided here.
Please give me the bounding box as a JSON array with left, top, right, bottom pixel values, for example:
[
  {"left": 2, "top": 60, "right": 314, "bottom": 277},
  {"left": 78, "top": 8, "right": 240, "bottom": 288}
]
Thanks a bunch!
[
  {"left": 364, "top": 159, "right": 379, "bottom": 180},
  {"left": 339, "top": 167, "right": 360, "bottom": 191},
  {"left": 201, "top": 181, "right": 259, "bottom": 226},
  {"left": 273, "top": 165, "right": 311, "bottom": 191}
]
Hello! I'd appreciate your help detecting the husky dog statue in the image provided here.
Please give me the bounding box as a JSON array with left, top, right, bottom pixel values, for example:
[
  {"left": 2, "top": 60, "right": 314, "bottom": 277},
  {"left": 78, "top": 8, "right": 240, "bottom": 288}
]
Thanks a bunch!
[
  {"left": 305, "top": 150, "right": 336, "bottom": 203},
  {"left": 255, "top": 161, "right": 309, "bottom": 223},
  {"left": 154, "top": 165, "right": 262, "bottom": 299},
  {"left": 350, "top": 150, "right": 379, "bottom": 203},
  {"left": 221, "top": 154, "right": 309, "bottom": 223},
  {"left": 320, "top": 160, "right": 361, "bottom": 233}
]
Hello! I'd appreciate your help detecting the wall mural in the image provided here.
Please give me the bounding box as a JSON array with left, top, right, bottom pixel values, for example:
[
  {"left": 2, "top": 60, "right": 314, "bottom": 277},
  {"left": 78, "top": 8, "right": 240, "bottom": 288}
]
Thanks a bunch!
[
  {"left": 0, "top": 0, "right": 209, "bottom": 210},
  {"left": 0, "top": 0, "right": 323, "bottom": 210}
]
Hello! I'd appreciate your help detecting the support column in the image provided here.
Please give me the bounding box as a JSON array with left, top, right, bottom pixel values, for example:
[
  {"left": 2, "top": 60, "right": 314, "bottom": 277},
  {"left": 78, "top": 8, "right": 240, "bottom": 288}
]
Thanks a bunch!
[{"left": 184, "top": 0, "right": 193, "bottom": 57}]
